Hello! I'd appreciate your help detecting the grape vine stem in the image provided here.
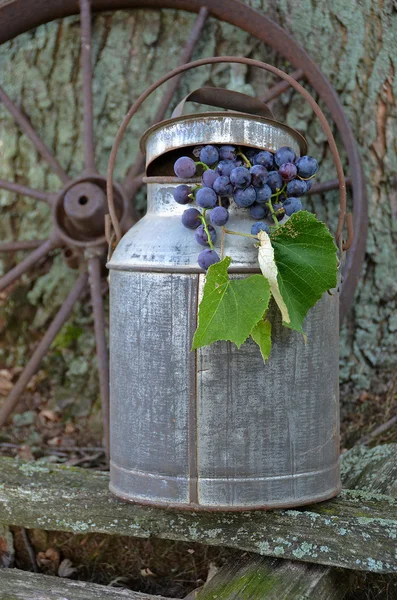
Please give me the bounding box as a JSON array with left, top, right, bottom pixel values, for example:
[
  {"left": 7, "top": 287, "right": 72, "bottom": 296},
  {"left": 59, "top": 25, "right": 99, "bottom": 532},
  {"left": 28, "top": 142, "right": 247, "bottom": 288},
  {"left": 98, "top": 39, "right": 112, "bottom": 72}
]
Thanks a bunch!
[
  {"left": 200, "top": 210, "right": 215, "bottom": 251},
  {"left": 266, "top": 200, "right": 280, "bottom": 227},
  {"left": 220, "top": 226, "right": 225, "bottom": 259},
  {"left": 223, "top": 228, "right": 257, "bottom": 240},
  {"left": 195, "top": 161, "right": 210, "bottom": 171},
  {"left": 236, "top": 148, "right": 251, "bottom": 168}
]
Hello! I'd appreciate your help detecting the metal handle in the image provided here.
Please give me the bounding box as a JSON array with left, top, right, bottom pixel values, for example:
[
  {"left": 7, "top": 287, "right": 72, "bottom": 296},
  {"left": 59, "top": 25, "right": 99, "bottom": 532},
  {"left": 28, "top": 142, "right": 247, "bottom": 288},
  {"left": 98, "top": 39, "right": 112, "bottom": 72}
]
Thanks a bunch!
[
  {"left": 107, "top": 56, "right": 353, "bottom": 252},
  {"left": 171, "top": 87, "right": 274, "bottom": 119}
]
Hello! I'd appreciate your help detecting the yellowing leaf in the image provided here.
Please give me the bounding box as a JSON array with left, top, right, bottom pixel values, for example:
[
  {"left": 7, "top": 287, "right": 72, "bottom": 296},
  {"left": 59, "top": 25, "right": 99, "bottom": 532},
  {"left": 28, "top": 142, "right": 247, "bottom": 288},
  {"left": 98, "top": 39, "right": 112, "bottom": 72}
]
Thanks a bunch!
[{"left": 257, "top": 230, "right": 291, "bottom": 324}]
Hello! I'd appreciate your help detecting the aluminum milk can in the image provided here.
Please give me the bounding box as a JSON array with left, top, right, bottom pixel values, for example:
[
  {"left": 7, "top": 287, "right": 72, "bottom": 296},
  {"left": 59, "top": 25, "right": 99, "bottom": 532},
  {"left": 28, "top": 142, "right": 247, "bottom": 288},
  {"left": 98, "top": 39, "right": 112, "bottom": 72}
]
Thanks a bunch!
[{"left": 107, "top": 68, "right": 342, "bottom": 510}]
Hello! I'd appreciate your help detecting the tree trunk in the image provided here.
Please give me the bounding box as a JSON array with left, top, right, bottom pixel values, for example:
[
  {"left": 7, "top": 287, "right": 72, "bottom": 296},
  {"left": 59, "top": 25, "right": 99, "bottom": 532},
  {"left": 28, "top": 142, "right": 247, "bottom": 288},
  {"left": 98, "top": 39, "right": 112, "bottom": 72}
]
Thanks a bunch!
[{"left": 0, "top": 1, "right": 396, "bottom": 439}]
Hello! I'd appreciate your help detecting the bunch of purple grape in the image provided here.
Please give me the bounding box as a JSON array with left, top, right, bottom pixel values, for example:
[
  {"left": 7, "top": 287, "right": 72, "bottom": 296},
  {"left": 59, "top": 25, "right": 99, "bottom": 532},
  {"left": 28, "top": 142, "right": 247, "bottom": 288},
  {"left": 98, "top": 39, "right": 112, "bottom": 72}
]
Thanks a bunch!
[{"left": 172, "top": 144, "right": 318, "bottom": 270}]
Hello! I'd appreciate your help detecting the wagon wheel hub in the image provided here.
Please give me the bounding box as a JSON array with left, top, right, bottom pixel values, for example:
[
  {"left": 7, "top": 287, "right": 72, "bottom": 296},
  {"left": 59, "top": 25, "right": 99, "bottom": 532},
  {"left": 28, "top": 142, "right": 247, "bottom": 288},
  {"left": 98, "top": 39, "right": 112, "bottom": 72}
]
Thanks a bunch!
[{"left": 54, "top": 175, "right": 128, "bottom": 250}]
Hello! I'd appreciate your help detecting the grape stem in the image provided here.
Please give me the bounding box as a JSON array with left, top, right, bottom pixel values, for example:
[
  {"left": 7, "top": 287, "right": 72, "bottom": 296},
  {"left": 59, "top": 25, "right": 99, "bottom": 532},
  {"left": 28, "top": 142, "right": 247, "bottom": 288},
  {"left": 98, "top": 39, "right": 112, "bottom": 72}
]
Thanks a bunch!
[
  {"left": 195, "top": 161, "right": 210, "bottom": 171},
  {"left": 223, "top": 227, "right": 257, "bottom": 240},
  {"left": 237, "top": 148, "right": 252, "bottom": 168},
  {"left": 266, "top": 200, "right": 280, "bottom": 227},
  {"left": 200, "top": 210, "right": 215, "bottom": 251},
  {"left": 266, "top": 183, "right": 287, "bottom": 228},
  {"left": 298, "top": 174, "right": 317, "bottom": 181},
  {"left": 220, "top": 226, "right": 225, "bottom": 259},
  {"left": 188, "top": 184, "right": 202, "bottom": 199},
  {"left": 271, "top": 183, "right": 286, "bottom": 200}
]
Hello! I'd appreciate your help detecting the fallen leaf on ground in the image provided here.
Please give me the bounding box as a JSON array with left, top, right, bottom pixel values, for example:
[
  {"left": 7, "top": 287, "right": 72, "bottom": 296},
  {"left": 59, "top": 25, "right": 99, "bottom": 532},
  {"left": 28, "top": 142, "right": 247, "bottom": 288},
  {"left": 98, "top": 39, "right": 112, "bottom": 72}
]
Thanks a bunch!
[{"left": 58, "top": 558, "right": 77, "bottom": 578}]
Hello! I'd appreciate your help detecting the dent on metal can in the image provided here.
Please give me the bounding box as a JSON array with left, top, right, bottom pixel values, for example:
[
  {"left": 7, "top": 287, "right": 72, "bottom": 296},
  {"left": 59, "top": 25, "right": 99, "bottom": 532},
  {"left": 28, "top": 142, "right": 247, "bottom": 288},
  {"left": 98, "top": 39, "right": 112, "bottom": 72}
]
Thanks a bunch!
[{"left": 107, "top": 108, "right": 341, "bottom": 510}]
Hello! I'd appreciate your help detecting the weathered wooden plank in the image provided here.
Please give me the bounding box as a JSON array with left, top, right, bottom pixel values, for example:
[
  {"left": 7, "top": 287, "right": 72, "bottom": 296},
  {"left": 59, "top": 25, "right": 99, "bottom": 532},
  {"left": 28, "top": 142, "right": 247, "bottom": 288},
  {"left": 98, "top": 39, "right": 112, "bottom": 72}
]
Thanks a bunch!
[
  {"left": 193, "top": 445, "right": 397, "bottom": 599},
  {"left": 0, "top": 457, "right": 396, "bottom": 573},
  {"left": 340, "top": 444, "right": 397, "bottom": 495},
  {"left": 0, "top": 568, "right": 171, "bottom": 600},
  {"left": 195, "top": 554, "right": 350, "bottom": 600}
]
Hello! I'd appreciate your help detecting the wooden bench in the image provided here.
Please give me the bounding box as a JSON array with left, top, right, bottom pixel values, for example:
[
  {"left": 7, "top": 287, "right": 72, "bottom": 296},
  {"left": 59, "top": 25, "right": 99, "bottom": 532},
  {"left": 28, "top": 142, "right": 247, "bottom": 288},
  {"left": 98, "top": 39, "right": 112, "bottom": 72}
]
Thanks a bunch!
[{"left": 0, "top": 444, "right": 396, "bottom": 599}]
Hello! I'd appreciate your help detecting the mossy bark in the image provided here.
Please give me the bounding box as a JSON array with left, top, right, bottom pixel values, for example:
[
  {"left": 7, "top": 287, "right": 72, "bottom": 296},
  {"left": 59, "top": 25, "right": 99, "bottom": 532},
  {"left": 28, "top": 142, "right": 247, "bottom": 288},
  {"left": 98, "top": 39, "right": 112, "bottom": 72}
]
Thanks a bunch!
[{"left": 0, "top": 1, "right": 396, "bottom": 421}]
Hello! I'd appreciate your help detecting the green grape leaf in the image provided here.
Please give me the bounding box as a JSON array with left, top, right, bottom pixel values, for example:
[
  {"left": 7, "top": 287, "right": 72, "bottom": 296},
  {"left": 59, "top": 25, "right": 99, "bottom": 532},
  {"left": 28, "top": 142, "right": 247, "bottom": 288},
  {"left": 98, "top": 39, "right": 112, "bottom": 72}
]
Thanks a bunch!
[
  {"left": 192, "top": 256, "right": 271, "bottom": 350},
  {"left": 251, "top": 319, "right": 272, "bottom": 362},
  {"left": 259, "top": 211, "right": 338, "bottom": 333}
]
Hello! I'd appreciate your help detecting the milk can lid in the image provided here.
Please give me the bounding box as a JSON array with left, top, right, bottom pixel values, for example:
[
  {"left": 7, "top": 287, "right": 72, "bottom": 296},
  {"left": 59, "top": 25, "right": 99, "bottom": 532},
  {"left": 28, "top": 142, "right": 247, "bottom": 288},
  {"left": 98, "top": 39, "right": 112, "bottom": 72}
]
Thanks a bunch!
[{"left": 139, "top": 87, "right": 307, "bottom": 173}]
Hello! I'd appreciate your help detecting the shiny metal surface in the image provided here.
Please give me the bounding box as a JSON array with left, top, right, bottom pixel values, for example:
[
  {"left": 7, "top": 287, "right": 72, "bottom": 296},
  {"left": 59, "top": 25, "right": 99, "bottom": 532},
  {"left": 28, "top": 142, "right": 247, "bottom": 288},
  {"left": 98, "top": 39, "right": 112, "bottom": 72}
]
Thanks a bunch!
[
  {"left": 141, "top": 112, "right": 307, "bottom": 171},
  {"left": 108, "top": 111, "right": 340, "bottom": 509},
  {"left": 109, "top": 183, "right": 261, "bottom": 272}
]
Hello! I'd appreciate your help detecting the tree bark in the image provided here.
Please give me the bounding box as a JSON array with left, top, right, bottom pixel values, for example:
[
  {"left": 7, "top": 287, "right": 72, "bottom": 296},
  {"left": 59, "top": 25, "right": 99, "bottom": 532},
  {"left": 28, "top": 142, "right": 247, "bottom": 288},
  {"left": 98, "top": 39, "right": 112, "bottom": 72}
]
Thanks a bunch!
[{"left": 0, "top": 1, "right": 396, "bottom": 430}]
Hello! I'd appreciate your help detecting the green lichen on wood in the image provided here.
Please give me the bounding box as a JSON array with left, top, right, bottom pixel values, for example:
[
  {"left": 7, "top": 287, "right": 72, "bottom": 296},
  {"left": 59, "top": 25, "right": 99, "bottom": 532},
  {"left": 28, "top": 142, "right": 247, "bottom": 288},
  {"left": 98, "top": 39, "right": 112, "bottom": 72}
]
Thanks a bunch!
[
  {"left": 196, "top": 555, "right": 349, "bottom": 600},
  {"left": 0, "top": 455, "right": 396, "bottom": 573}
]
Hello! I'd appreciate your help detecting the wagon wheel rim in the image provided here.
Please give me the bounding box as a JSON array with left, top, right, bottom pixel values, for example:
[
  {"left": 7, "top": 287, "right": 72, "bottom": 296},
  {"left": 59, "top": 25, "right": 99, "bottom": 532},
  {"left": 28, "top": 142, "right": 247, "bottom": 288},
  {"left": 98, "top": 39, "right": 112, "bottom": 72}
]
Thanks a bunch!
[{"left": 0, "top": 0, "right": 368, "bottom": 453}]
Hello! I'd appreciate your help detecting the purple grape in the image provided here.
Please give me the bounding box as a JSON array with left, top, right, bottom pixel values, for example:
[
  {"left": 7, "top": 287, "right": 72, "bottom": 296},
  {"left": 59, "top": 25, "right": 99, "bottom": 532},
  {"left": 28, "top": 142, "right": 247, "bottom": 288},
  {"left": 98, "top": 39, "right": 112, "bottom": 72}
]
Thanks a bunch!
[
  {"left": 274, "top": 146, "right": 296, "bottom": 167},
  {"left": 174, "top": 156, "right": 196, "bottom": 178},
  {"left": 255, "top": 184, "right": 272, "bottom": 204},
  {"left": 245, "top": 148, "right": 258, "bottom": 163},
  {"left": 250, "top": 203, "right": 268, "bottom": 220},
  {"left": 250, "top": 165, "right": 268, "bottom": 187},
  {"left": 219, "top": 145, "right": 236, "bottom": 161},
  {"left": 233, "top": 158, "right": 244, "bottom": 167},
  {"left": 286, "top": 179, "right": 307, "bottom": 197},
  {"left": 266, "top": 171, "right": 283, "bottom": 193},
  {"left": 200, "top": 145, "right": 219, "bottom": 166},
  {"left": 230, "top": 166, "right": 251, "bottom": 189},
  {"left": 173, "top": 184, "right": 192, "bottom": 205},
  {"left": 279, "top": 162, "right": 297, "bottom": 182},
  {"left": 305, "top": 179, "right": 313, "bottom": 192},
  {"left": 251, "top": 222, "right": 270, "bottom": 236},
  {"left": 233, "top": 186, "right": 256, "bottom": 207},
  {"left": 253, "top": 150, "right": 274, "bottom": 170},
  {"left": 202, "top": 169, "right": 218, "bottom": 189},
  {"left": 198, "top": 249, "right": 220, "bottom": 270},
  {"left": 210, "top": 206, "right": 229, "bottom": 226},
  {"left": 196, "top": 187, "right": 217, "bottom": 209},
  {"left": 213, "top": 176, "right": 233, "bottom": 196},
  {"left": 284, "top": 197, "right": 303, "bottom": 216},
  {"left": 182, "top": 208, "right": 201, "bottom": 229},
  {"left": 295, "top": 155, "right": 319, "bottom": 178},
  {"left": 216, "top": 160, "right": 235, "bottom": 177},
  {"left": 195, "top": 224, "right": 216, "bottom": 247}
]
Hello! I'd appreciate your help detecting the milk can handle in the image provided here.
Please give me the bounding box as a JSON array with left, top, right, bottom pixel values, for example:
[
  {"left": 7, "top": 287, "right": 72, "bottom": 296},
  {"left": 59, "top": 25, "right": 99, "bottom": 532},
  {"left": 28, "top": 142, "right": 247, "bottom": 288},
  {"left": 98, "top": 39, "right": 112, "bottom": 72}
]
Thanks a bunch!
[
  {"left": 107, "top": 56, "right": 353, "bottom": 251},
  {"left": 171, "top": 87, "right": 274, "bottom": 119}
]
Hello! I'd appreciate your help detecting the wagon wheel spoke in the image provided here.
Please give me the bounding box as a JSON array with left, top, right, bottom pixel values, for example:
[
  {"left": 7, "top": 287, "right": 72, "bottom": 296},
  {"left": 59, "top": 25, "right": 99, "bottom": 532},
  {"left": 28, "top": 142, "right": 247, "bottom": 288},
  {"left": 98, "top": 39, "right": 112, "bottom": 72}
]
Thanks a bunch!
[
  {"left": 259, "top": 71, "right": 352, "bottom": 199},
  {"left": 0, "top": 240, "right": 49, "bottom": 253},
  {"left": 123, "top": 6, "right": 210, "bottom": 198},
  {"left": 87, "top": 255, "right": 110, "bottom": 460},
  {"left": 79, "top": 0, "right": 96, "bottom": 173},
  {"left": 309, "top": 177, "right": 352, "bottom": 195},
  {"left": 0, "top": 179, "right": 55, "bottom": 204},
  {"left": 0, "top": 271, "right": 88, "bottom": 428},
  {"left": 260, "top": 68, "right": 305, "bottom": 103},
  {"left": 0, "top": 237, "right": 59, "bottom": 293},
  {"left": 0, "top": 86, "right": 70, "bottom": 184}
]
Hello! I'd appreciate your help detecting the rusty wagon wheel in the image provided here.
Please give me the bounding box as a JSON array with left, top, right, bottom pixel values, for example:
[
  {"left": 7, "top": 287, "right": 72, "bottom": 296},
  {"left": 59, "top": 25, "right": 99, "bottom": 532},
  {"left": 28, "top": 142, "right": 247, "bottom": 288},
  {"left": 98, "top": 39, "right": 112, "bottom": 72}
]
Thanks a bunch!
[{"left": 0, "top": 0, "right": 368, "bottom": 456}]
